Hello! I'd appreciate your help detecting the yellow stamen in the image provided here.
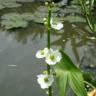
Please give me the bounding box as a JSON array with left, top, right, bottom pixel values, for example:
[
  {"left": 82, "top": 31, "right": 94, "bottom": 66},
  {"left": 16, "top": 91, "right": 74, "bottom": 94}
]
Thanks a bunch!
[
  {"left": 40, "top": 50, "right": 44, "bottom": 55},
  {"left": 44, "top": 77, "right": 49, "bottom": 83},
  {"left": 49, "top": 54, "right": 55, "bottom": 61}
]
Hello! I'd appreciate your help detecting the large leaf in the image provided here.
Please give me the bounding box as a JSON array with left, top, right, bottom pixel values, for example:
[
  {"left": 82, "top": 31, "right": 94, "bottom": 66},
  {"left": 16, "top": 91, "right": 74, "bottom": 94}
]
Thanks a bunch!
[
  {"left": 55, "top": 71, "right": 68, "bottom": 96},
  {"left": 68, "top": 71, "right": 86, "bottom": 96},
  {"left": 54, "top": 50, "right": 87, "bottom": 96},
  {"left": 1, "top": 12, "right": 34, "bottom": 29}
]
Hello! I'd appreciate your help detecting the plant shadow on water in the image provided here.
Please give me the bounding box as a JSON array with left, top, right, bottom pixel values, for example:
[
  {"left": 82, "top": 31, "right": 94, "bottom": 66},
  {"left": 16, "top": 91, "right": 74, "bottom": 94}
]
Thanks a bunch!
[{"left": 0, "top": 1, "right": 96, "bottom": 96}]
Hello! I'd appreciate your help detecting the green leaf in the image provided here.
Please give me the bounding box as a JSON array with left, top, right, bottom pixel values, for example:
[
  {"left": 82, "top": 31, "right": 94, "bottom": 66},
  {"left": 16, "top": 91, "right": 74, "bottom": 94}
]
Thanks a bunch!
[
  {"left": 54, "top": 50, "right": 87, "bottom": 96},
  {"left": 65, "top": 15, "right": 85, "bottom": 23},
  {"left": 55, "top": 70, "right": 68, "bottom": 96},
  {"left": 1, "top": 12, "right": 34, "bottom": 29},
  {"left": 68, "top": 71, "right": 86, "bottom": 96}
]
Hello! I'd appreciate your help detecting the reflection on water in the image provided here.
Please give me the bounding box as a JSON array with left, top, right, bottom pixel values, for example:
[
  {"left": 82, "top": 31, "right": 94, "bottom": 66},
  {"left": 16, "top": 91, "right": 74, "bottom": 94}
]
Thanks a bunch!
[{"left": 0, "top": 1, "right": 96, "bottom": 96}]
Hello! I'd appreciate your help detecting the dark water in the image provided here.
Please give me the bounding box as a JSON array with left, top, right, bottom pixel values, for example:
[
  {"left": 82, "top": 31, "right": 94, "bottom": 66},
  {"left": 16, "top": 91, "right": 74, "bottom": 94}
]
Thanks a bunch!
[{"left": 0, "top": 2, "right": 96, "bottom": 96}]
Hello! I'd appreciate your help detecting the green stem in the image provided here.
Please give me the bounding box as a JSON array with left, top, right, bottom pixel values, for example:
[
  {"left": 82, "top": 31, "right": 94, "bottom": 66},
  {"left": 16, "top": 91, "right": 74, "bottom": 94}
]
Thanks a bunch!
[
  {"left": 78, "top": 0, "right": 95, "bottom": 32},
  {"left": 47, "top": 5, "right": 52, "bottom": 96},
  {"left": 47, "top": 8, "right": 51, "bottom": 49}
]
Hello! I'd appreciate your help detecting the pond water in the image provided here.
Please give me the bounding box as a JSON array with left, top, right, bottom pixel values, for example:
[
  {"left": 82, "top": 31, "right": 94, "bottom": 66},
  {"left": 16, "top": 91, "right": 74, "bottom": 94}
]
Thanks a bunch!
[{"left": 0, "top": 1, "right": 96, "bottom": 96}]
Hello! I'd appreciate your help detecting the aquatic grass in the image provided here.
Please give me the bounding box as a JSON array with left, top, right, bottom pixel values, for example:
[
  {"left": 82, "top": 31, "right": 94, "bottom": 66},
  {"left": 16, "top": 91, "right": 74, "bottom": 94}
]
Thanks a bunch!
[{"left": 78, "top": 0, "right": 96, "bottom": 33}]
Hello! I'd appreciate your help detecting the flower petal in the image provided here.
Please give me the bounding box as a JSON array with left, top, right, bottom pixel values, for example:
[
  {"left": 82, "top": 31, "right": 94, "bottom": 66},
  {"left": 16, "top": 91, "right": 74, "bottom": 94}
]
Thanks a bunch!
[
  {"left": 45, "top": 57, "right": 57, "bottom": 65},
  {"left": 54, "top": 50, "right": 62, "bottom": 62},
  {"left": 36, "top": 48, "right": 53, "bottom": 59},
  {"left": 51, "top": 18, "right": 63, "bottom": 30},
  {"left": 37, "top": 74, "right": 54, "bottom": 89},
  {"left": 45, "top": 50, "right": 62, "bottom": 65},
  {"left": 36, "top": 50, "right": 45, "bottom": 58}
]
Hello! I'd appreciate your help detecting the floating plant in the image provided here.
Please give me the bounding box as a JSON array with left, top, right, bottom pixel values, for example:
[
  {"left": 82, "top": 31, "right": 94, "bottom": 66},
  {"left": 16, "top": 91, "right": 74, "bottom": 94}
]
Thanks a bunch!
[
  {"left": 1, "top": 13, "right": 34, "bottom": 21},
  {"left": 0, "top": 2, "right": 22, "bottom": 10},
  {"left": 1, "top": 12, "right": 34, "bottom": 29},
  {"left": 1, "top": 13, "right": 23, "bottom": 20},
  {"left": 0, "top": 4, "right": 5, "bottom": 10},
  {"left": 21, "top": 13, "right": 34, "bottom": 21},
  {"left": 1, "top": 19, "right": 28, "bottom": 29},
  {"left": 36, "top": 5, "right": 60, "bottom": 13},
  {"left": 33, "top": 5, "right": 63, "bottom": 24},
  {"left": 33, "top": 13, "right": 64, "bottom": 24},
  {"left": 58, "top": 4, "right": 85, "bottom": 23}
]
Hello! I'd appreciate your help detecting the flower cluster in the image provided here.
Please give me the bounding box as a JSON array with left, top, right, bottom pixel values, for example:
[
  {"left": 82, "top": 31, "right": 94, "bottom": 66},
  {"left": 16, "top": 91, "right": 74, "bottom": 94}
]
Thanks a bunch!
[
  {"left": 36, "top": 2, "right": 63, "bottom": 91},
  {"left": 37, "top": 74, "right": 54, "bottom": 89},
  {"left": 36, "top": 48, "right": 62, "bottom": 65},
  {"left": 36, "top": 48, "right": 62, "bottom": 89}
]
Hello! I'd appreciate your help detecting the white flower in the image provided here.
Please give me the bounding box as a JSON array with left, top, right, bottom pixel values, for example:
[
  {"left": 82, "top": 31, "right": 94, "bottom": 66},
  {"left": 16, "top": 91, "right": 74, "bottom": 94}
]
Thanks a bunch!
[
  {"left": 51, "top": 19, "right": 63, "bottom": 30},
  {"left": 45, "top": 50, "right": 62, "bottom": 65},
  {"left": 89, "top": 37, "right": 95, "bottom": 40},
  {"left": 36, "top": 48, "right": 62, "bottom": 65},
  {"left": 36, "top": 48, "right": 53, "bottom": 58},
  {"left": 36, "top": 48, "right": 48, "bottom": 58},
  {"left": 51, "top": 23, "right": 63, "bottom": 30},
  {"left": 37, "top": 74, "right": 54, "bottom": 89}
]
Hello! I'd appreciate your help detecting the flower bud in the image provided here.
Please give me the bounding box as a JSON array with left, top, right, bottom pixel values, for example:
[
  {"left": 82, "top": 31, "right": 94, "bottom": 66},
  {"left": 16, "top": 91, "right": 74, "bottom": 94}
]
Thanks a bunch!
[
  {"left": 43, "top": 18, "right": 48, "bottom": 26},
  {"left": 52, "top": 2, "right": 54, "bottom": 5},
  {"left": 45, "top": 2, "right": 48, "bottom": 6}
]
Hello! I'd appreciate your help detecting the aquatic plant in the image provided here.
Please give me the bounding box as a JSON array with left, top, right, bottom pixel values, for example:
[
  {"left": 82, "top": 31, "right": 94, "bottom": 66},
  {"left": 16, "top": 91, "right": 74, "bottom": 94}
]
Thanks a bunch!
[
  {"left": 35, "top": 1, "right": 96, "bottom": 96},
  {"left": 1, "top": 13, "right": 34, "bottom": 29},
  {"left": 33, "top": 5, "right": 63, "bottom": 24},
  {"left": 55, "top": 0, "right": 96, "bottom": 37},
  {"left": 0, "top": 2, "right": 22, "bottom": 10},
  {"left": 37, "top": 74, "right": 54, "bottom": 89},
  {"left": 1, "top": 13, "right": 22, "bottom": 20},
  {"left": 36, "top": 48, "right": 62, "bottom": 65},
  {"left": 21, "top": 13, "right": 34, "bottom": 21},
  {"left": 0, "top": 4, "right": 5, "bottom": 10},
  {"left": 1, "top": 19, "right": 28, "bottom": 29},
  {"left": 50, "top": 19, "right": 63, "bottom": 30},
  {"left": 77, "top": 0, "right": 96, "bottom": 33}
]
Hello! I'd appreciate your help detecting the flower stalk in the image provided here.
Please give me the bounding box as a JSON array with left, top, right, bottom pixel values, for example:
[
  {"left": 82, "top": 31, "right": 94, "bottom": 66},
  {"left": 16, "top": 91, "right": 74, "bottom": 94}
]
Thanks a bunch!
[
  {"left": 47, "top": 6, "right": 51, "bottom": 49},
  {"left": 47, "top": 4, "right": 52, "bottom": 96},
  {"left": 36, "top": 1, "right": 62, "bottom": 96}
]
